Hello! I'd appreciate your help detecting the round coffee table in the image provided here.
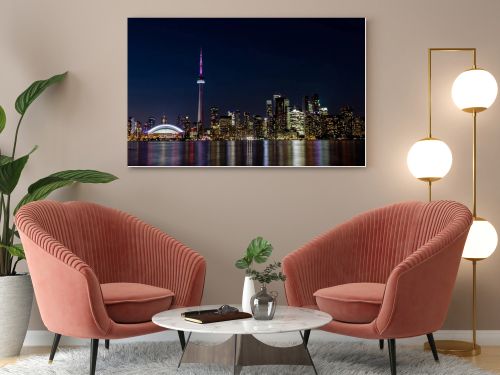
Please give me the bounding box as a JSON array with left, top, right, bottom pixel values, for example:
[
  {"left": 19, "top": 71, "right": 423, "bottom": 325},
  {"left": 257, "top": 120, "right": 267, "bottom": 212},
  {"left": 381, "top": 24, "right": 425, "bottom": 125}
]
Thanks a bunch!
[{"left": 153, "top": 305, "right": 332, "bottom": 374}]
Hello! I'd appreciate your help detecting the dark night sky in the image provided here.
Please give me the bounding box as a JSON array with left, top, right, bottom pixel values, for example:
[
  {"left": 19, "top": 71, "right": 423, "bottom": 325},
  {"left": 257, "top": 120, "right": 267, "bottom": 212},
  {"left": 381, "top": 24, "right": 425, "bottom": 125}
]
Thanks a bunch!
[{"left": 128, "top": 18, "right": 365, "bottom": 124}]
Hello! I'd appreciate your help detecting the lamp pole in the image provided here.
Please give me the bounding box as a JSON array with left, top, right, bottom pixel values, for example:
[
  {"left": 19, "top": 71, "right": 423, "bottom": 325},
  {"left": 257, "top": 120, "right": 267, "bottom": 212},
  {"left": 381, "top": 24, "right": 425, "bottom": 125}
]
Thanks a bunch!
[
  {"left": 472, "top": 111, "right": 477, "bottom": 218},
  {"left": 423, "top": 47, "right": 484, "bottom": 357}
]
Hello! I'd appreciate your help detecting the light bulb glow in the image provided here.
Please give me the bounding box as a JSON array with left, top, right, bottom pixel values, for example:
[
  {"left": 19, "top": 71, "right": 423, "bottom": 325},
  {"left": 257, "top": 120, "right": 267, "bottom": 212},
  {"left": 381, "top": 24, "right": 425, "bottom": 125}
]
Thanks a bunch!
[
  {"left": 452, "top": 69, "right": 498, "bottom": 112},
  {"left": 407, "top": 138, "right": 453, "bottom": 181},
  {"left": 462, "top": 218, "right": 498, "bottom": 259}
]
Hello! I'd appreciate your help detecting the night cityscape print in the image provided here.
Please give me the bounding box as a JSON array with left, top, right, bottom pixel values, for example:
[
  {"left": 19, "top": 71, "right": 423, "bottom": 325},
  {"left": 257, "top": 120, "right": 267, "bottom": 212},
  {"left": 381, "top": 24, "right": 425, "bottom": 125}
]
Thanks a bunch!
[{"left": 128, "top": 18, "right": 366, "bottom": 167}]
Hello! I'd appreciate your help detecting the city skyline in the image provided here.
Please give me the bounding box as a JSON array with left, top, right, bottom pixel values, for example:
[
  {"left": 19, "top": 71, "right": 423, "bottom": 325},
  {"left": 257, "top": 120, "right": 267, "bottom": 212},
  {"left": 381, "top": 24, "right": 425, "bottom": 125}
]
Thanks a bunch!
[
  {"left": 127, "top": 89, "right": 361, "bottom": 133},
  {"left": 128, "top": 18, "right": 365, "bottom": 123},
  {"left": 128, "top": 89, "right": 353, "bottom": 129}
]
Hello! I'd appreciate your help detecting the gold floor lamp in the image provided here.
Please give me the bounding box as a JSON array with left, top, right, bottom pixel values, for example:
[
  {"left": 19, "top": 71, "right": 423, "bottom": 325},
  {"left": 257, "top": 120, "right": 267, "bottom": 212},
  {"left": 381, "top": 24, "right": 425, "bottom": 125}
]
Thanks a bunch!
[{"left": 407, "top": 48, "right": 498, "bottom": 356}]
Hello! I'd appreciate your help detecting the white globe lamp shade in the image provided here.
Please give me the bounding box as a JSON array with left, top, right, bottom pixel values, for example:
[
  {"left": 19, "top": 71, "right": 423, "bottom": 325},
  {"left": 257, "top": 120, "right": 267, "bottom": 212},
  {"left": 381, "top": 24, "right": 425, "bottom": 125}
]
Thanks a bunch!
[
  {"left": 407, "top": 138, "right": 453, "bottom": 181},
  {"left": 462, "top": 218, "right": 498, "bottom": 260},
  {"left": 452, "top": 69, "right": 498, "bottom": 113}
]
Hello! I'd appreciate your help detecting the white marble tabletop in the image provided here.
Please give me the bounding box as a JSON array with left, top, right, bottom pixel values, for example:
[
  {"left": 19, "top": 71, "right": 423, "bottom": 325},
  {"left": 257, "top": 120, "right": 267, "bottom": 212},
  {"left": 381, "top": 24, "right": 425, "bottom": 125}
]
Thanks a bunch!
[{"left": 152, "top": 305, "right": 332, "bottom": 335}]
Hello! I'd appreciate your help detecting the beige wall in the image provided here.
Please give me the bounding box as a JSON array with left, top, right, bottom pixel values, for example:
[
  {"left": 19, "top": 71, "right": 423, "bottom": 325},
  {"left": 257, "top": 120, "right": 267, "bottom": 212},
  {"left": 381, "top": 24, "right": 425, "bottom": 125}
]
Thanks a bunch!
[{"left": 1, "top": 0, "right": 500, "bottom": 331}]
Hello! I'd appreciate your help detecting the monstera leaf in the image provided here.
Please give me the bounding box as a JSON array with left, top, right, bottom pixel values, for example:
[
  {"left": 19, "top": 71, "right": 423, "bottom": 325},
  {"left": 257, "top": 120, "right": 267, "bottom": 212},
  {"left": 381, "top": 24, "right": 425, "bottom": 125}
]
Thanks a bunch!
[
  {"left": 235, "top": 258, "right": 251, "bottom": 269},
  {"left": 246, "top": 236, "right": 273, "bottom": 263},
  {"left": 14, "top": 169, "right": 117, "bottom": 213},
  {"left": 235, "top": 237, "right": 274, "bottom": 269},
  {"left": 15, "top": 72, "right": 67, "bottom": 115}
]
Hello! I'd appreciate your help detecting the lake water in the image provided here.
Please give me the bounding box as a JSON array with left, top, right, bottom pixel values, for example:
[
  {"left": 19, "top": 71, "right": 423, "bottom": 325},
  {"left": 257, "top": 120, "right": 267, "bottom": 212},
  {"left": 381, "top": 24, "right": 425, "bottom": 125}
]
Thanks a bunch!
[{"left": 128, "top": 139, "right": 365, "bottom": 167}]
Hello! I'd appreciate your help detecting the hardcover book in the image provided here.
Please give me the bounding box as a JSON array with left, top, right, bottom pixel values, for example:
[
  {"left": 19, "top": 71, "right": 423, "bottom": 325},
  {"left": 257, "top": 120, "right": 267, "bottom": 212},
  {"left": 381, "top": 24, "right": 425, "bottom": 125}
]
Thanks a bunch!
[{"left": 183, "top": 311, "right": 252, "bottom": 324}]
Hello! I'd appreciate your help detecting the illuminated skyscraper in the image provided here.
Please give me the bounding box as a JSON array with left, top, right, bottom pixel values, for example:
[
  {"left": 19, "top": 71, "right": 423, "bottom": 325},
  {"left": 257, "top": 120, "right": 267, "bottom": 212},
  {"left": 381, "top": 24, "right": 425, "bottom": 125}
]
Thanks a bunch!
[
  {"left": 196, "top": 48, "right": 205, "bottom": 135},
  {"left": 325, "top": 115, "right": 335, "bottom": 138},
  {"left": 209, "top": 107, "right": 220, "bottom": 139},
  {"left": 243, "top": 111, "right": 251, "bottom": 138},
  {"left": 266, "top": 100, "right": 273, "bottom": 118},
  {"left": 312, "top": 94, "right": 320, "bottom": 114},
  {"left": 284, "top": 98, "right": 290, "bottom": 130},
  {"left": 219, "top": 115, "right": 232, "bottom": 139},
  {"left": 210, "top": 107, "right": 219, "bottom": 127},
  {"left": 272, "top": 94, "right": 281, "bottom": 115},
  {"left": 175, "top": 115, "right": 191, "bottom": 139},
  {"left": 135, "top": 121, "right": 142, "bottom": 139},
  {"left": 289, "top": 108, "right": 305, "bottom": 136},
  {"left": 253, "top": 115, "right": 264, "bottom": 139},
  {"left": 353, "top": 116, "right": 365, "bottom": 138},
  {"left": 265, "top": 100, "right": 274, "bottom": 138},
  {"left": 274, "top": 96, "right": 290, "bottom": 135}
]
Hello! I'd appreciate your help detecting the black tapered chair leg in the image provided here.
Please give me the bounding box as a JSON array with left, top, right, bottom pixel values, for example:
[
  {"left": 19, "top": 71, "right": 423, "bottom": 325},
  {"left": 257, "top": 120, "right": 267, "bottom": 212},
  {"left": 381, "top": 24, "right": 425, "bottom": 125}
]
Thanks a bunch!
[
  {"left": 90, "top": 339, "right": 99, "bottom": 375},
  {"left": 426, "top": 333, "right": 439, "bottom": 362},
  {"left": 105, "top": 339, "right": 110, "bottom": 350},
  {"left": 388, "top": 339, "right": 396, "bottom": 375},
  {"left": 48, "top": 333, "right": 62, "bottom": 363},
  {"left": 303, "top": 329, "right": 311, "bottom": 347},
  {"left": 379, "top": 339, "right": 384, "bottom": 350},
  {"left": 177, "top": 330, "right": 186, "bottom": 350}
]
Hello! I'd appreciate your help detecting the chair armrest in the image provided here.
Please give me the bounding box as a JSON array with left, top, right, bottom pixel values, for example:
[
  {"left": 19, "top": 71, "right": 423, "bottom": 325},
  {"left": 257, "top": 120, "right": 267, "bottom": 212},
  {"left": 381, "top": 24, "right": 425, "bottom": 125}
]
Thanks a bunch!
[
  {"left": 283, "top": 219, "right": 358, "bottom": 307},
  {"left": 126, "top": 219, "right": 206, "bottom": 307},
  {"left": 375, "top": 228, "right": 470, "bottom": 338},
  {"left": 18, "top": 230, "right": 111, "bottom": 339}
]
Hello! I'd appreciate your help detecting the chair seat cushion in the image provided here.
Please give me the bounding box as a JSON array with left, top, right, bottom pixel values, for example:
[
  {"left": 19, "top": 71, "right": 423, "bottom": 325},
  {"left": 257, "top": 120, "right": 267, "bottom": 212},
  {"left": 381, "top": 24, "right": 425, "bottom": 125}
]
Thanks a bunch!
[
  {"left": 101, "top": 283, "right": 174, "bottom": 324},
  {"left": 313, "top": 283, "right": 385, "bottom": 324}
]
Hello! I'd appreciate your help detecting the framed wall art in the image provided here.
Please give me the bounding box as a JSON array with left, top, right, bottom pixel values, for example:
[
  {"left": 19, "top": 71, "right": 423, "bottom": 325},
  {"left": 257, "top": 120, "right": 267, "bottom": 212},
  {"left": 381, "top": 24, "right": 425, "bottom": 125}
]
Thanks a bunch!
[{"left": 128, "top": 18, "right": 366, "bottom": 167}]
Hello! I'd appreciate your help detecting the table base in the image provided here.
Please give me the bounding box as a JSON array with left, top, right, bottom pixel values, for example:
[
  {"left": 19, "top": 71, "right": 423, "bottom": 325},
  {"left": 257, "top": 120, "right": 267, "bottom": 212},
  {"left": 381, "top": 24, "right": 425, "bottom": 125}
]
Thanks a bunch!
[{"left": 178, "top": 331, "right": 317, "bottom": 374}]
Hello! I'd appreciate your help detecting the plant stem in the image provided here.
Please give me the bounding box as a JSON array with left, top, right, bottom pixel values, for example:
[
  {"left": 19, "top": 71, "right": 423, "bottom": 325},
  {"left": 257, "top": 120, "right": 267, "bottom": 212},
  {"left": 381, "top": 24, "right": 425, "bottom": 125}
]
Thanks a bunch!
[
  {"left": 11, "top": 258, "right": 21, "bottom": 275},
  {"left": 2, "top": 194, "right": 11, "bottom": 274},
  {"left": 0, "top": 194, "right": 3, "bottom": 273},
  {"left": 2, "top": 113, "right": 24, "bottom": 276},
  {"left": 11, "top": 114, "right": 24, "bottom": 159},
  {"left": 10, "top": 223, "right": 16, "bottom": 242}
]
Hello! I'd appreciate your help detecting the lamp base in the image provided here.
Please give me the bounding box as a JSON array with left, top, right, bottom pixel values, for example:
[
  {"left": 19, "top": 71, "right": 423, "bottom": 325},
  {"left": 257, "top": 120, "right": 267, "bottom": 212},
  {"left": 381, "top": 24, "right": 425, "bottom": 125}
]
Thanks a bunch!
[{"left": 423, "top": 340, "right": 481, "bottom": 357}]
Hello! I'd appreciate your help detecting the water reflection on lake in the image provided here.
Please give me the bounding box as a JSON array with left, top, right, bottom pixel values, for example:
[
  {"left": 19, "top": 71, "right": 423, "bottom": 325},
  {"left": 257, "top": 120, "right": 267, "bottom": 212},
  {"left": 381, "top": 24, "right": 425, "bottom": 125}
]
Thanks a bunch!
[{"left": 128, "top": 139, "right": 365, "bottom": 167}]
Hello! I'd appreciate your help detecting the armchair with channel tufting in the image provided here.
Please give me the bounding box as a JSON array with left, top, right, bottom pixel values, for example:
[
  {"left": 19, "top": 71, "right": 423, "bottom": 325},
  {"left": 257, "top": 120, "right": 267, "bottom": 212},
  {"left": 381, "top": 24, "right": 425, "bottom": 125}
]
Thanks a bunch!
[
  {"left": 15, "top": 200, "right": 206, "bottom": 375},
  {"left": 283, "top": 200, "right": 472, "bottom": 375}
]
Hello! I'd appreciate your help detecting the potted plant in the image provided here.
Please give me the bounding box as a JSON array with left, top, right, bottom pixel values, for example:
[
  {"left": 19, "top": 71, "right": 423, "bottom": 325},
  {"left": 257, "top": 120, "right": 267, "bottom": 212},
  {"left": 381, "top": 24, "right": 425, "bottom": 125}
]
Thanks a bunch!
[
  {"left": 235, "top": 237, "right": 273, "bottom": 313},
  {"left": 0, "top": 72, "right": 117, "bottom": 358},
  {"left": 235, "top": 237, "right": 286, "bottom": 318}
]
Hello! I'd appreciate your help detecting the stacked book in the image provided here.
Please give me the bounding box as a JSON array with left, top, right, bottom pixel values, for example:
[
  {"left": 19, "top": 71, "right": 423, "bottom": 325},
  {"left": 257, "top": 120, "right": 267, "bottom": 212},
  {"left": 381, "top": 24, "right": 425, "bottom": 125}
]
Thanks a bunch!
[{"left": 182, "top": 308, "right": 252, "bottom": 324}]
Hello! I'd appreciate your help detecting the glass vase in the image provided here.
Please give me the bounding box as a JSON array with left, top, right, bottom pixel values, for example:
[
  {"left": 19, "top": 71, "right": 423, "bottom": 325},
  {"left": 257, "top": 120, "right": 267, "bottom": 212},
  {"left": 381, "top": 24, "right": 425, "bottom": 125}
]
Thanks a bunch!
[{"left": 250, "top": 285, "right": 278, "bottom": 320}]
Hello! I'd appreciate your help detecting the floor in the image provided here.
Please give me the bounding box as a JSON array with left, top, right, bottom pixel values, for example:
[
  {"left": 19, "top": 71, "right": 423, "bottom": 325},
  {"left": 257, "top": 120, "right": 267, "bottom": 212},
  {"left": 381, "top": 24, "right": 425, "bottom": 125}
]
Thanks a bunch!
[
  {"left": 1, "top": 345, "right": 500, "bottom": 373},
  {"left": 465, "top": 346, "right": 500, "bottom": 374}
]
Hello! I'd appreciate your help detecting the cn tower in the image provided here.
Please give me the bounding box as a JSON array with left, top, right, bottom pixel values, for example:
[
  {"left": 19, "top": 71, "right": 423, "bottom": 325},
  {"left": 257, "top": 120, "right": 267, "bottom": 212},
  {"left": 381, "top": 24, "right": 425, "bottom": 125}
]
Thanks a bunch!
[{"left": 196, "top": 48, "right": 205, "bottom": 136}]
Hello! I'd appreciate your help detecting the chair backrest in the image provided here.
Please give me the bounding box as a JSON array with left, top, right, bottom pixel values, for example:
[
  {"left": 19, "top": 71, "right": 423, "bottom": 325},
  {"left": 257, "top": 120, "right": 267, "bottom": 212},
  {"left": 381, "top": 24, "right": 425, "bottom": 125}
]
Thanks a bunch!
[
  {"left": 16, "top": 200, "right": 138, "bottom": 284},
  {"left": 343, "top": 200, "right": 469, "bottom": 284}
]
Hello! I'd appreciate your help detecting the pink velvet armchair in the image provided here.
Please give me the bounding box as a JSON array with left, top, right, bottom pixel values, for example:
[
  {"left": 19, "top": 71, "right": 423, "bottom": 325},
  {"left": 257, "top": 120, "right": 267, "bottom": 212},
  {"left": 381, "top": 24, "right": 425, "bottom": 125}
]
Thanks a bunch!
[
  {"left": 16, "top": 200, "right": 206, "bottom": 375},
  {"left": 283, "top": 200, "right": 472, "bottom": 375}
]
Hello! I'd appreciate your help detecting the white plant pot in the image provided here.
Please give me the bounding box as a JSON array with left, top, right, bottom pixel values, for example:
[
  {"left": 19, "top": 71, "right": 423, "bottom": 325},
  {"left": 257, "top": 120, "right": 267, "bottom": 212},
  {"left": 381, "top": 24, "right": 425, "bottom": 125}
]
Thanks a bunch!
[
  {"left": 0, "top": 274, "right": 33, "bottom": 358},
  {"left": 241, "top": 275, "right": 255, "bottom": 313}
]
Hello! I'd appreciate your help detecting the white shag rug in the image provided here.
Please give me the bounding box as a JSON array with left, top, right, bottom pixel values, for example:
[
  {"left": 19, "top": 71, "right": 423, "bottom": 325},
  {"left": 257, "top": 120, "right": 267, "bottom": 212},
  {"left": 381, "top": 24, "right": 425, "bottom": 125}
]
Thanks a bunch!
[{"left": 0, "top": 341, "right": 494, "bottom": 374}]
